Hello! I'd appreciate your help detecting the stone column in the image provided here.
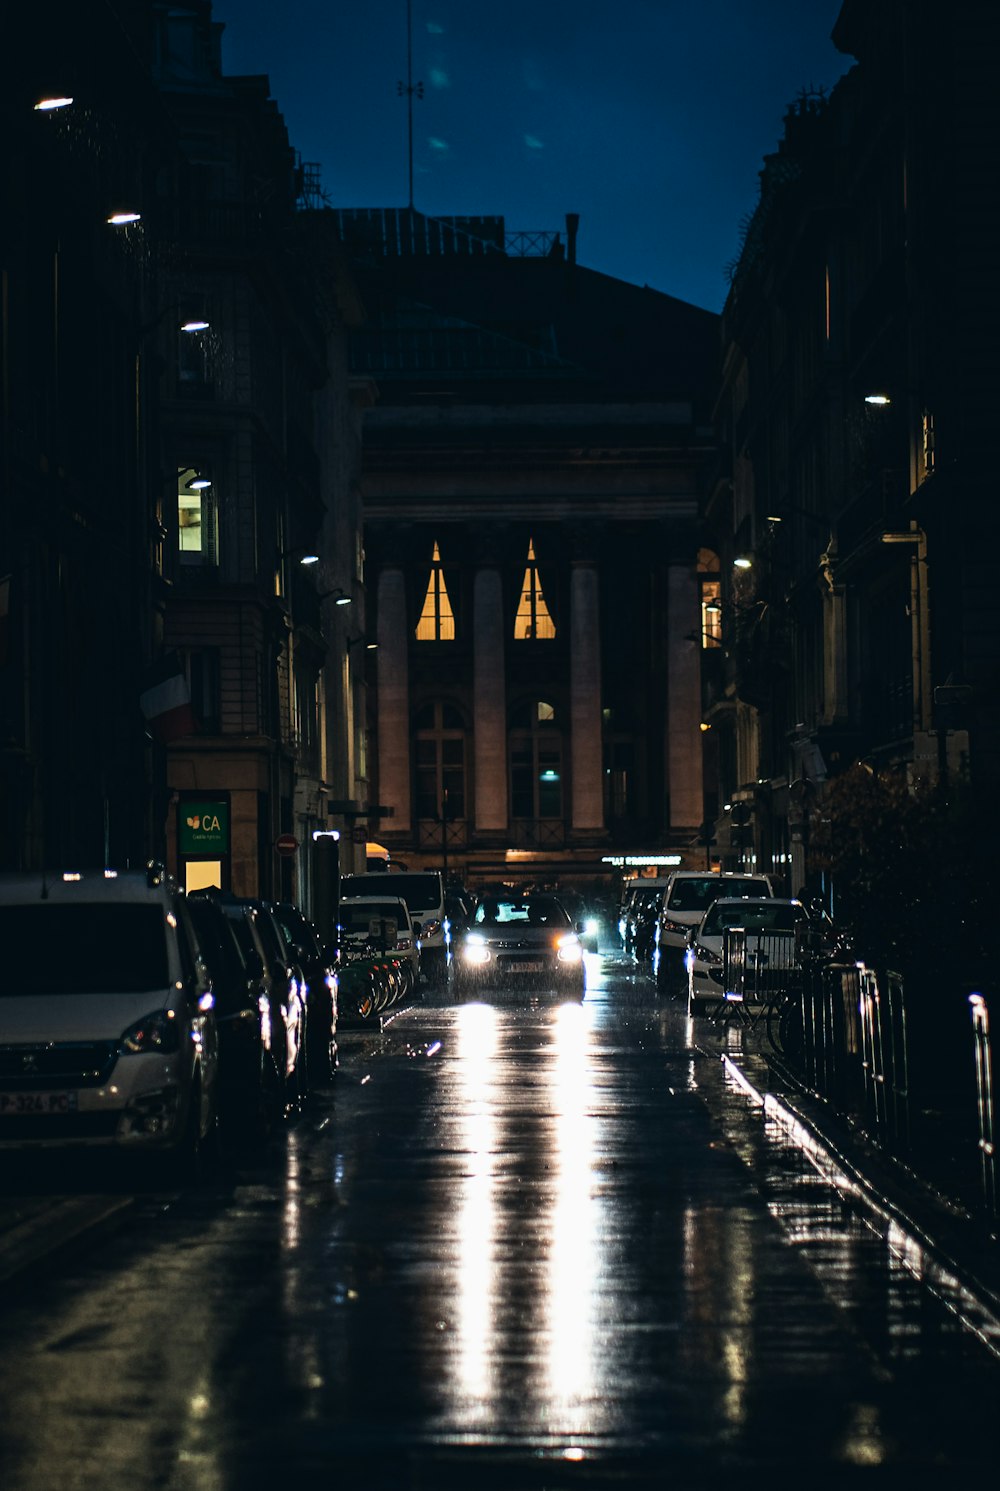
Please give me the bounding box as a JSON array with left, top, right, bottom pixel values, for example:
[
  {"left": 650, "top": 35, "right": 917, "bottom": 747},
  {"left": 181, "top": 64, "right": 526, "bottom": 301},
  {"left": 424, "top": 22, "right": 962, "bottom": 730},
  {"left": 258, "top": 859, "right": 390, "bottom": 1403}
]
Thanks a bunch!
[
  {"left": 570, "top": 561, "right": 604, "bottom": 831},
  {"left": 473, "top": 566, "right": 508, "bottom": 831},
  {"left": 666, "top": 562, "right": 703, "bottom": 829},
  {"left": 376, "top": 567, "right": 411, "bottom": 832}
]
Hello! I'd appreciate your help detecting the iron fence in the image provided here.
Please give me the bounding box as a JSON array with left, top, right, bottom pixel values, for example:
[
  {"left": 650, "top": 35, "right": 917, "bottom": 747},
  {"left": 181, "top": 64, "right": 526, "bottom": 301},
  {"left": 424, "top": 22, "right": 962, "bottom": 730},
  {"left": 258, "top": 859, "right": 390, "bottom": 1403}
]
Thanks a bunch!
[{"left": 769, "top": 955, "right": 995, "bottom": 1222}]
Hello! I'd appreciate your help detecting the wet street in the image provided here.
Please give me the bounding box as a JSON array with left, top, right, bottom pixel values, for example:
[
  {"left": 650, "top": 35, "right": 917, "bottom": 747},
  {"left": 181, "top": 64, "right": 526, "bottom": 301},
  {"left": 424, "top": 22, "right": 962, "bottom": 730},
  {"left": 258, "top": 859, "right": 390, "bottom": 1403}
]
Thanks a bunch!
[{"left": 1, "top": 949, "right": 998, "bottom": 1490}]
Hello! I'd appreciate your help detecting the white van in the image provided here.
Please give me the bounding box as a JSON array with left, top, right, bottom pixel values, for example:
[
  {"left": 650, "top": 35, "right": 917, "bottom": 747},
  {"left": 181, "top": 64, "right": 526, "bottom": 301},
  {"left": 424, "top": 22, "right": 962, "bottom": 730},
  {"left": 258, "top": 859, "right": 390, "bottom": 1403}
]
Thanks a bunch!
[
  {"left": 0, "top": 865, "right": 218, "bottom": 1168},
  {"left": 340, "top": 871, "right": 449, "bottom": 985}
]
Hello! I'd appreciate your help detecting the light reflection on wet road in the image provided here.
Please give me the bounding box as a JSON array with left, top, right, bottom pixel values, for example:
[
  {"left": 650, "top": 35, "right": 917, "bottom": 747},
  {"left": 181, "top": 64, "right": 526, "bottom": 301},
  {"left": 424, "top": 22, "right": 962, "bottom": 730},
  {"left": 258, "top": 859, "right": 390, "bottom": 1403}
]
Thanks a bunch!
[{"left": 0, "top": 949, "right": 997, "bottom": 1489}]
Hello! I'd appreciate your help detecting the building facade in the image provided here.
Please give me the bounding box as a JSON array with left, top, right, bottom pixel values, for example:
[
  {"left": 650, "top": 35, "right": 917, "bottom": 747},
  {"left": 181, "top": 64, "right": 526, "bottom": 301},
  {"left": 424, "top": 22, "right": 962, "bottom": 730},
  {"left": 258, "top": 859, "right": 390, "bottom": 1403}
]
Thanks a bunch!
[
  {"left": 708, "top": 0, "right": 1000, "bottom": 895},
  {"left": 335, "top": 210, "right": 720, "bottom": 890}
]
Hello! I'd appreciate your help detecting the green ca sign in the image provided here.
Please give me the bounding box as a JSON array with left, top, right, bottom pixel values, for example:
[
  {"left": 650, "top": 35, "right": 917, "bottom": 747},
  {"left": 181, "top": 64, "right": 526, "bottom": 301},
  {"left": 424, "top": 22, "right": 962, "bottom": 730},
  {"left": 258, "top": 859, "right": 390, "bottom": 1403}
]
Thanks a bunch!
[{"left": 179, "top": 800, "right": 229, "bottom": 855}]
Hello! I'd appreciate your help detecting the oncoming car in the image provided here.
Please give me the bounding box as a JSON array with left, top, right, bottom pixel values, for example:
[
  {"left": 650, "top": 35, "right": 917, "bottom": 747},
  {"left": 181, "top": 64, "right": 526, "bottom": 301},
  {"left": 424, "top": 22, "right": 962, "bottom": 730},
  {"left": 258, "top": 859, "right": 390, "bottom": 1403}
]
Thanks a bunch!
[{"left": 452, "top": 894, "right": 585, "bottom": 997}]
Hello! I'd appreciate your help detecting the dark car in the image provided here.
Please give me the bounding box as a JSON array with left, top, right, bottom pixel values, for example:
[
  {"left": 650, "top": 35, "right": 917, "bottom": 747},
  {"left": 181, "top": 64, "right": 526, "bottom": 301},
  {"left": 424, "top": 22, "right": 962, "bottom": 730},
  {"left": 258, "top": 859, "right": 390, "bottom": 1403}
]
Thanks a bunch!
[
  {"left": 213, "top": 898, "right": 308, "bottom": 1115},
  {"left": 272, "top": 902, "right": 339, "bottom": 1084},
  {"left": 186, "top": 893, "right": 286, "bottom": 1145},
  {"left": 451, "top": 893, "right": 585, "bottom": 997}
]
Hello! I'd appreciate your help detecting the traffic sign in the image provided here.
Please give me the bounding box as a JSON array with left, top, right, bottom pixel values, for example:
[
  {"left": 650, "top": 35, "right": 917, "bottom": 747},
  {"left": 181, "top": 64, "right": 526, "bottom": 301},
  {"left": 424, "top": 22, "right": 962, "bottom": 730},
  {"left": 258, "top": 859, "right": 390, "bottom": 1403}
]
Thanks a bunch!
[{"left": 275, "top": 833, "right": 298, "bottom": 857}]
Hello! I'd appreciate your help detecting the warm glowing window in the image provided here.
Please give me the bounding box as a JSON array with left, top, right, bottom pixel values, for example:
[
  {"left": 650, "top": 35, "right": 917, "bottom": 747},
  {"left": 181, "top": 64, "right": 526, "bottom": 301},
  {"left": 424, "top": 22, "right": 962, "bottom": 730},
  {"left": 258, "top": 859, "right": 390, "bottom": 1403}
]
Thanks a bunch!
[
  {"left": 416, "top": 542, "right": 456, "bottom": 641},
  {"left": 701, "top": 581, "right": 723, "bottom": 648},
  {"left": 514, "top": 538, "right": 555, "bottom": 640},
  {"left": 177, "top": 465, "right": 217, "bottom": 564}
]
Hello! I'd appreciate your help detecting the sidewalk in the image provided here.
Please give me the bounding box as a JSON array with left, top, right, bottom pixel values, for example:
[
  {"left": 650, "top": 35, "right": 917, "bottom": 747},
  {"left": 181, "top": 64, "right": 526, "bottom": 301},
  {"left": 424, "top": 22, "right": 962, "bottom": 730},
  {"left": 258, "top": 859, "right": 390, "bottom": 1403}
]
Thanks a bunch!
[
  {"left": 0, "top": 1191, "right": 135, "bottom": 1284},
  {"left": 709, "top": 1026, "right": 1000, "bottom": 1359}
]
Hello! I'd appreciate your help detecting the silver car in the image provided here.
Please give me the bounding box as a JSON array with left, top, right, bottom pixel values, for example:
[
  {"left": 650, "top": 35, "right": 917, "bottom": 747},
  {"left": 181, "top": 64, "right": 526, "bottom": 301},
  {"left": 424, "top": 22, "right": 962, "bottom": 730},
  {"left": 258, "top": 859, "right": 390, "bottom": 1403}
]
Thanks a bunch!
[{"left": 451, "top": 894, "right": 585, "bottom": 996}]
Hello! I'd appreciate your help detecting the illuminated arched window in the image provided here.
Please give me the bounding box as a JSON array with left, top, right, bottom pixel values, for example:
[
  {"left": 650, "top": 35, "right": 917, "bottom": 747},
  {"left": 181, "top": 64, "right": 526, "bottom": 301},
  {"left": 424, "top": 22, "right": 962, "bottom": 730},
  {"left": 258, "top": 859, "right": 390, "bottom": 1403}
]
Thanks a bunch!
[
  {"left": 514, "top": 538, "right": 555, "bottom": 640},
  {"left": 416, "top": 542, "right": 455, "bottom": 641}
]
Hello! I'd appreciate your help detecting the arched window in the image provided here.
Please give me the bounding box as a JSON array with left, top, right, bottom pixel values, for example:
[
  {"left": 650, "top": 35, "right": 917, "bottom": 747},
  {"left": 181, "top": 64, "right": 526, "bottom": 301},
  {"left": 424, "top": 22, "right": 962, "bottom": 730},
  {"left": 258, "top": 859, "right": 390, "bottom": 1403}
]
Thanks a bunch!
[
  {"left": 513, "top": 538, "right": 555, "bottom": 640},
  {"left": 414, "top": 701, "right": 466, "bottom": 821},
  {"left": 509, "top": 700, "right": 562, "bottom": 819},
  {"left": 416, "top": 542, "right": 456, "bottom": 641}
]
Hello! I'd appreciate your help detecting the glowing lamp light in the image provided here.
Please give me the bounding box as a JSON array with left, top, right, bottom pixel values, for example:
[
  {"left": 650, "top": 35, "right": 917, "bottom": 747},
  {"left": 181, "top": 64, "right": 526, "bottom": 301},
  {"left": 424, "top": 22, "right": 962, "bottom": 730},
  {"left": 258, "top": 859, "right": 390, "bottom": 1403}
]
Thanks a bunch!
[
  {"left": 864, "top": 392, "right": 892, "bottom": 406},
  {"left": 733, "top": 555, "right": 753, "bottom": 569},
  {"left": 35, "top": 96, "right": 74, "bottom": 111},
  {"left": 107, "top": 211, "right": 141, "bottom": 226},
  {"left": 180, "top": 319, "right": 210, "bottom": 333}
]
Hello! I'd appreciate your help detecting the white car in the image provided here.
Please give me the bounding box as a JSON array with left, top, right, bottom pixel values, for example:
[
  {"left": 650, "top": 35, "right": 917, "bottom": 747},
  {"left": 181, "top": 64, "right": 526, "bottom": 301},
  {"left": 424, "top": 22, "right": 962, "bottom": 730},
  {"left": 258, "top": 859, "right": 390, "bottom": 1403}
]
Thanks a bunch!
[
  {"left": 686, "top": 897, "right": 808, "bottom": 1013},
  {"left": 654, "top": 870, "right": 776, "bottom": 991},
  {"left": 0, "top": 866, "right": 219, "bottom": 1170},
  {"left": 338, "top": 895, "right": 420, "bottom": 992}
]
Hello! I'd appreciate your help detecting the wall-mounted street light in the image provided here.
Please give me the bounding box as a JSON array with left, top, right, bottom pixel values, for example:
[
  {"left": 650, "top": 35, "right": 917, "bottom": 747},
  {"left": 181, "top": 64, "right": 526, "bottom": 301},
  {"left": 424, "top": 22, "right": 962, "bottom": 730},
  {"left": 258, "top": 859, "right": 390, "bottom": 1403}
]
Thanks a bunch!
[
  {"left": 185, "top": 475, "right": 211, "bottom": 491},
  {"left": 346, "top": 635, "right": 378, "bottom": 652},
  {"left": 318, "top": 588, "right": 352, "bottom": 606},
  {"left": 107, "top": 211, "right": 142, "bottom": 226},
  {"left": 864, "top": 392, "right": 892, "bottom": 406},
  {"left": 34, "top": 96, "right": 74, "bottom": 111},
  {"left": 279, "top": 546, "right": 320, "bottom": 566},
  {"left": 180, "top": 319, "right": 210, "bottom": 333},
  {"left": 733, "top": 555, "right": 753, "bottom": 570}
]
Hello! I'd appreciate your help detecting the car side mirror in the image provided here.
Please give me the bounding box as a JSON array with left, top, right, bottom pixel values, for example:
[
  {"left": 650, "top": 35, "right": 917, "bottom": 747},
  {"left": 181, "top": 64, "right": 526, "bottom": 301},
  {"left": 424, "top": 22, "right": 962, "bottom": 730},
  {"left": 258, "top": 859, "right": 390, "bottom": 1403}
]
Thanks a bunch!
[{"left": 412, "top": 920, "right": 422, "bottom": 936}]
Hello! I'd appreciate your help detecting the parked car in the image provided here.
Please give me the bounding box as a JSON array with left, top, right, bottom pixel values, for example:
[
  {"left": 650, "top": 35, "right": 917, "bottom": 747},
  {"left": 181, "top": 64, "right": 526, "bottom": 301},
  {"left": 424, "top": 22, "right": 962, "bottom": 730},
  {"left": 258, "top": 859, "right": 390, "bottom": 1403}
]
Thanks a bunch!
[
  {"left": 686, "top": 897, "right": 809, "bottom": 1013},
  {"left": 624, "top": 885, "right": 662, "bottom": 964},
  {"left": 272, "top": 902, "right": 339, "bottom": 1083},
  {"left": 451, "top": 893, "right": 585, "bottom": 997},
  {"left": 214, "top": 897, "right": 309, "bottom": 1114},
  {"left": 186, "top": 893, "right": 286, "bottom": 1144},
  {"left": 655, "top": 871, "right": 776, "bottom": 992},
  {"left": 0, "top": 865, "right": 218, "bottom": 1174},
  {"left": 340, "top": 871, "right": 449, "bottom": 985},
  {"left": 337, "top": 895, "right": 420, "bottom": 994}
]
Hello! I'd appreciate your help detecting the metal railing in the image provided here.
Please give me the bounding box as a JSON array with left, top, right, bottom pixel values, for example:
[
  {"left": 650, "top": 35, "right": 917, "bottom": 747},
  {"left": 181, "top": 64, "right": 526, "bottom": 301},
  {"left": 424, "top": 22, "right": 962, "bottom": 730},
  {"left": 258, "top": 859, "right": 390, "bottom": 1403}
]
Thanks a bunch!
[{"left": 768, "top": 954, "right": 996, "bottom": 1221}]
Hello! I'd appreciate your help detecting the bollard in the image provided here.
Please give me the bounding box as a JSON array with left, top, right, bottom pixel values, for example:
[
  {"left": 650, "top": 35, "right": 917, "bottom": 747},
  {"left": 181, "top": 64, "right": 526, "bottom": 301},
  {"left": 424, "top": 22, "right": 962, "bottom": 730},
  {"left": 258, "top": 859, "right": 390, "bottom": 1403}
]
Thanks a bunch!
[{"left": 969, "top": 994, "right": 997, "bottom": 1221}]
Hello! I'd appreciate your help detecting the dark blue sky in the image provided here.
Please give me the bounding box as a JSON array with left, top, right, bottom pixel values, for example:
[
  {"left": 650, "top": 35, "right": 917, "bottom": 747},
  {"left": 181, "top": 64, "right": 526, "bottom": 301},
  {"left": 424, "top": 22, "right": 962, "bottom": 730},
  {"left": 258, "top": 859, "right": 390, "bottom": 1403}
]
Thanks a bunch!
[{"left": 213, "top": 1, "right": 850, "bottom": 312}]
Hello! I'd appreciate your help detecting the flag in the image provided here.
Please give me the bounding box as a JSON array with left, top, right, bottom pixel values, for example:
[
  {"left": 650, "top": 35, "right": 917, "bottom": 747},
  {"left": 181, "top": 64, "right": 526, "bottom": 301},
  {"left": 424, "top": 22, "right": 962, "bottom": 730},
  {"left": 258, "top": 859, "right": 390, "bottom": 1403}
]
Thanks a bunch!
[{"left": 139, "top": 652, "right": 196, "bottom": 743}]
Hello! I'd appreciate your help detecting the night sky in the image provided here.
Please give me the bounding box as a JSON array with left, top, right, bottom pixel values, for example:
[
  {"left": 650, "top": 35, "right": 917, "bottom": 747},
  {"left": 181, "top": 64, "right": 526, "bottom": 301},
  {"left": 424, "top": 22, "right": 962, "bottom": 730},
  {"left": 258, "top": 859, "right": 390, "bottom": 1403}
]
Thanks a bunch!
[{"left": 212, "top": 1, "right": 850, "bottom": 313}]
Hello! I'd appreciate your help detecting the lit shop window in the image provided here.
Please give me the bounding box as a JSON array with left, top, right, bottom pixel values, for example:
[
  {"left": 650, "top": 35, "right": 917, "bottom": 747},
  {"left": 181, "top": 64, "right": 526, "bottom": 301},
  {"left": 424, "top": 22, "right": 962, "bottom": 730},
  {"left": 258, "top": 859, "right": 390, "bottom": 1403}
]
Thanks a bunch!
[
  {"left": 177, "top": 466, "right": 217, "bottom": 564},
  {"left": 701, "top": 580, "right": 723, "bottom": 648},
  {"left": 416, "top": 542, "right": 456, "bottom": 640},
  {"left": 514, "top": 538, "right": 555, "bottom": 640}
]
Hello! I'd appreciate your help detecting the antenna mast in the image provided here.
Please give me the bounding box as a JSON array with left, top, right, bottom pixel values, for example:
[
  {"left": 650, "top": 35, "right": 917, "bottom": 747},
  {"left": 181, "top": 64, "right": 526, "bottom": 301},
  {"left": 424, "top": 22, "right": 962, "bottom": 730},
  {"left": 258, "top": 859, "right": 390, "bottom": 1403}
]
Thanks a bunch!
[{"left": 396, "top": 0, "right": 424, "bottom": 209}]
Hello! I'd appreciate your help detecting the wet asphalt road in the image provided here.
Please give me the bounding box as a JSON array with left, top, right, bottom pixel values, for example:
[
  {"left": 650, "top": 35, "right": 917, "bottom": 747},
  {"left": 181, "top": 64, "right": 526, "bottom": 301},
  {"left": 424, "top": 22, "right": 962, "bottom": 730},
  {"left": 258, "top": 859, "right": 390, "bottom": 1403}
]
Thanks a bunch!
[{"left": 0, "top": 949, "right": 998, "bottom": 1490}]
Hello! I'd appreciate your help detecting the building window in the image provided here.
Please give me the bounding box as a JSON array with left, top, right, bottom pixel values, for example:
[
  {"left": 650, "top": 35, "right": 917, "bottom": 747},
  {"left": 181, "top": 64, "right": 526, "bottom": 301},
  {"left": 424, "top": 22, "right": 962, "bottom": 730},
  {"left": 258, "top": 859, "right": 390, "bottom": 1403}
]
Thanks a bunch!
[
  {"left": 181, "top": 647, "right": 221, "bottom": 734},
  {"left": 177, "top": 465, "right": 217, "bottom": 565},
  {"left": 514, "top": 538, "right": 555, "bottom": 639},
  {"left": 416, "top": 542, "right": 455, "bottom": 640},
  {"left": 697, "top": 547, "right": 722, "bottom": 648},
  {"left": 510, "top": 700, "right": 562, "bottom": 818},
  {"left": 414, "top": 701, "right": 466, "bottom": 820},
  {"left": 922, "top": 410, "right": 936, "bottom": 478}
]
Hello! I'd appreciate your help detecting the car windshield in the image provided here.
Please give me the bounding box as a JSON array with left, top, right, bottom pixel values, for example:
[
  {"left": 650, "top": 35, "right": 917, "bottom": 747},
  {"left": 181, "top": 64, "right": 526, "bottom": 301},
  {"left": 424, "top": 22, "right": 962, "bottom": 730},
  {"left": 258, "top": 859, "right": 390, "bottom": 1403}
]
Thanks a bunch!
[
  {"left": 0, "top": 904, "right": 169, "bottom": 995},
  {"left": 700, "top": 902, "right": 802, "bottom": 936},
  {"left": 667, "top": 877, "right": 769, "bottom": 912},
  {"left": 475, "top": 898, "right": 571, "bottom": 928},
  {"left": 340, "top": 903, "right": 406, "bottom": 932}
]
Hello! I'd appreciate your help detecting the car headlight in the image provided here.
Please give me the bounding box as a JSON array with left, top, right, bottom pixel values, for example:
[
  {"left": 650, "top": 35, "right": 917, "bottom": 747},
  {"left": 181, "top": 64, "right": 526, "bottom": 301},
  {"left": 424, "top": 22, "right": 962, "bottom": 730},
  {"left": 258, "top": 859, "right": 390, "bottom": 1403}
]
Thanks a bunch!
[
  {"left": 584, "top": 918, "right": 599, "bottom": 935},
  {"left": 119, "top": 1009, "right": 181, "bottom": 1055},
  {"left": 460, "top": 932, "right": 490, "bottom": 966},
  {"left": 557, "top": 935, "right": 583, "bottom": 964}
]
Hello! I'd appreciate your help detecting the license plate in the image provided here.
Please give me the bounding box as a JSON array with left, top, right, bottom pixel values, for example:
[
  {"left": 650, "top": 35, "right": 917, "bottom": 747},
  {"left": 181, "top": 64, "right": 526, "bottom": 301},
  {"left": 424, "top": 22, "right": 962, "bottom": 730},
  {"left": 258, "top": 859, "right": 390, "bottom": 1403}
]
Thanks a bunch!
[
  {"left": 0, "top": 1091, "right": 79, "bottom": 1116},
  {"left": 510, "top": 961, "right": 546, "bottom": 974}
]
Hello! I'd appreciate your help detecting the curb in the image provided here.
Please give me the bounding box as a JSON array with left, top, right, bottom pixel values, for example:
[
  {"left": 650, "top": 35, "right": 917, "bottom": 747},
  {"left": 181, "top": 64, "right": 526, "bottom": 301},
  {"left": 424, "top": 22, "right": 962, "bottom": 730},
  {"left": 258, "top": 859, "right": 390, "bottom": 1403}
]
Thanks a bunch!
[{"left": 719, "top": 1049, "right": 1000, "bottom": 1361}]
